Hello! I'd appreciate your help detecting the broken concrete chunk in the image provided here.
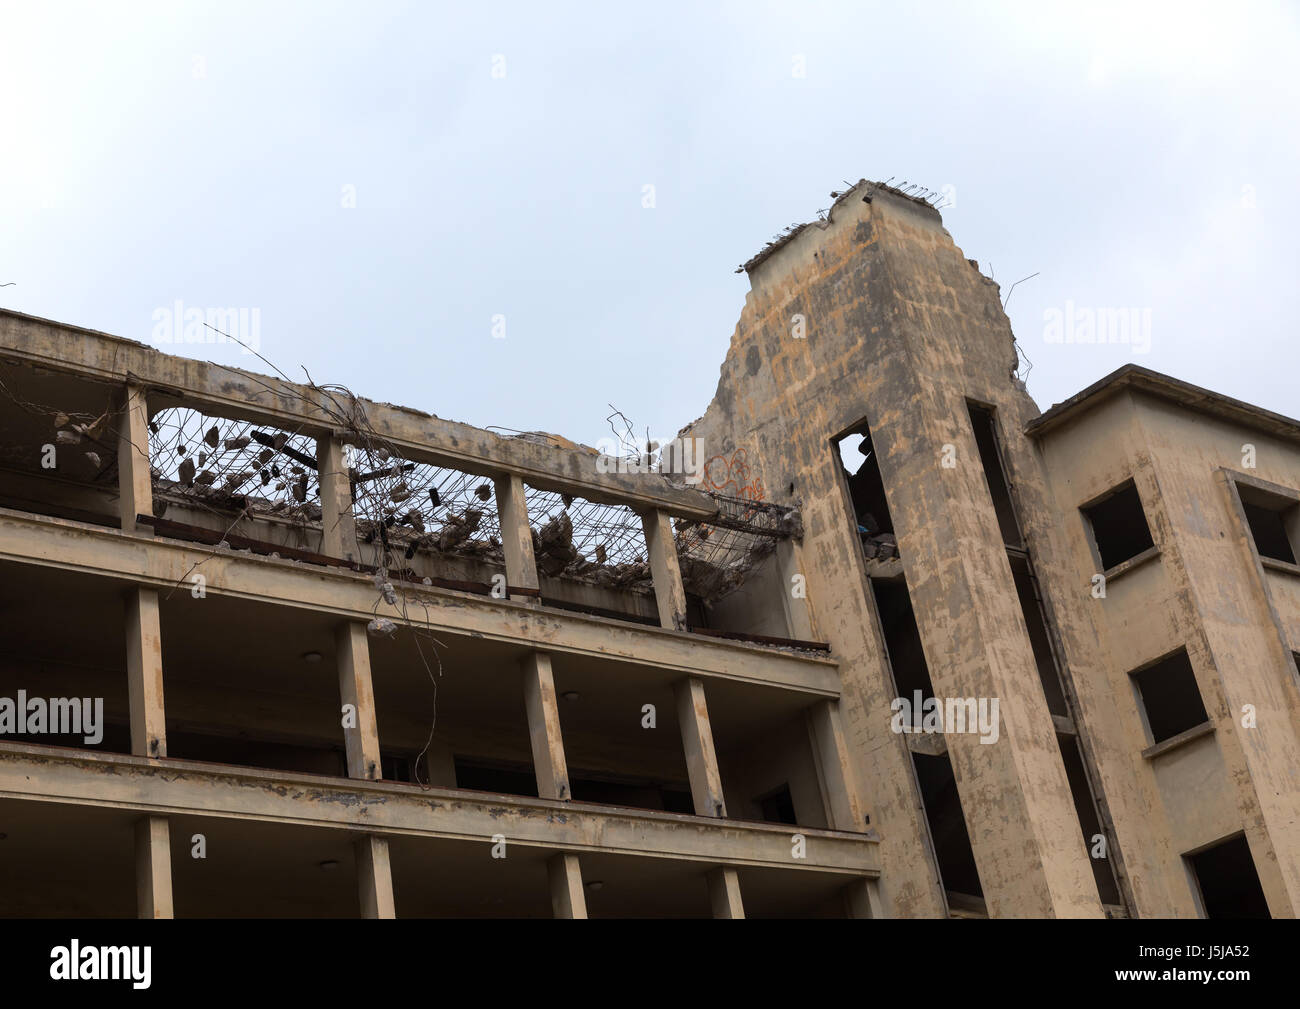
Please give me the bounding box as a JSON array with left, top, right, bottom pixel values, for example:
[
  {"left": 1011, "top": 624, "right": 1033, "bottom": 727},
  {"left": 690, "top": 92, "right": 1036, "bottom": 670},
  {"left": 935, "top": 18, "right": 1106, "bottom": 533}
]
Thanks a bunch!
[
  {"left": 196, "top": 469, "right": 216, "bottom": 486},
  {"left": 224, "top": 436, "right": 251, "bottom": 451},
  {"left": 390, "top": 482, "right": 411, "bottom": 503},
  {"left": 204, "top": 426, "right": 220, "bottom": 448},
  {"left": 84, "top": 451, "right": 101, "bottom": 469},
  {"left": 257, "top": 448, "right": 273, "bottom": 465},
  {"left": 367, "top": 617, "right": 397, "bottom": 636},
  {"left": 55, "top": 430, "right": 81, "bottom": 445},
  {"left": 474, "top": 483, "right": 492, "bottom": 501},
  {"left": 178, "top": 458, "right": 196, "bottom": 486}
]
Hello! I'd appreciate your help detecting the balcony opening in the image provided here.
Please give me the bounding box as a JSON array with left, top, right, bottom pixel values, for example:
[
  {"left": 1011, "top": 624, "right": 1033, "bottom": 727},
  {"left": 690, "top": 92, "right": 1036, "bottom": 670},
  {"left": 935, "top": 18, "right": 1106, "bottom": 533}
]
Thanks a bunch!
[
  {"left": 1130, "top": 649, "right": 1209, "bottom": 745},
  {"left": 1082, "top": 480, "right": 1154, "bottom": 571},
  {"left": 1057, "top": 732, "right": 1121, "bottom": 906},
  {"left": 966, "top": 402, "right": 1022, "bottom": 548},
  {"left": 912, "top": 751, "right": 983, "bottom": 902},
  {"left": 871, "top": 579, "right": 935, "bottom": 703},
  {"left": 1238, "top": 484, "right": 1299, "bottom": 566},
  {"left": 1186, "top": 834, "right": 1271, "bottom": 918},
  {"left": 1008, "top": 554, "right": 1069, "bottom": 717},
  {"left": 834, "top": 425, "right": 896, "bottom": 562}
]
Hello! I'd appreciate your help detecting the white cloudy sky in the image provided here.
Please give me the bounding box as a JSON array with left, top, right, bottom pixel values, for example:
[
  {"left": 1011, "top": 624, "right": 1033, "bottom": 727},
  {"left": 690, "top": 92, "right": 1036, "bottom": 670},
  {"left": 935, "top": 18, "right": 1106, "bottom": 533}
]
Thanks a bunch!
[{"left": 2, "top": 1, "right": 1296, "bottom": 446}]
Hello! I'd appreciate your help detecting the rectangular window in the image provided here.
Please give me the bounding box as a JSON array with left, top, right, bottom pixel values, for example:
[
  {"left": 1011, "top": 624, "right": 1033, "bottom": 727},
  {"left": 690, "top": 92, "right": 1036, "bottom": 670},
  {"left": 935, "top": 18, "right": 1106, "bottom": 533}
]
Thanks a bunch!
[
  {"left": 1186, "top": 834, "right": 1271, "bottom": 918},
  {"left": 1082, "top": 480, "right": 1155, "bottom": 571},
  {"left": 1130, "top": 649, "right": 1209, "bottom": 744},
  {"left": 966, "top": 402, "right": 1023, "bottom": 548},
  {"left": 833, "top": 425, "right": 896, "bottom": 562},
  {"left": 1238, "top": 484, "right": 1299, "bottom": 566}
]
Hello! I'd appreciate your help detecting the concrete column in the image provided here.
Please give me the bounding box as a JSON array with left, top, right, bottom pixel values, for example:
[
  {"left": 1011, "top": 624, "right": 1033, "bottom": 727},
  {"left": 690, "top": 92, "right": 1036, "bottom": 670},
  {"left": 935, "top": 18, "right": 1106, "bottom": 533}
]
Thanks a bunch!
[
  {"left": 336, "top": 621, "right": 381, "bottom": 781},
  {"left": 494, "top": 473, "right": 539, "bottom": 599},
  {"left": 675, "top": 676, "right": 726, "bottom": 817},
  {"left": 522, "top": 651, "right": 570, "bottom": 801},
  {"left": 125, "top": 587, "right": 166, "bottom": 758},
  {"left": 355, "top": 835, "right": 396, "bottom": 919},
  {"left": 548, "top": 853, "right": 588, "bottom": 919},
  {"left": 134, "top": 815, "right": 173, "bottom": 919},
  {"left": 116, "top": 382, "right": 152, "bottom": 534},
  {"left": 707, "top": 867, "right": 745, "bottom": 918},
  {"left": 642, "top": 508, "right": 688, "bottom": 631},
  {"left": 776, "top": 538, "right": 815, "bottom": 640},
  {"left": 807, "top": 699, "right": 864, "bottom": 831},
  {"left": 844, "top": 877, "right": 886, "bottom": 919},
  {"left": 317, "top": 434, "right": 358, "bottom": 562}
]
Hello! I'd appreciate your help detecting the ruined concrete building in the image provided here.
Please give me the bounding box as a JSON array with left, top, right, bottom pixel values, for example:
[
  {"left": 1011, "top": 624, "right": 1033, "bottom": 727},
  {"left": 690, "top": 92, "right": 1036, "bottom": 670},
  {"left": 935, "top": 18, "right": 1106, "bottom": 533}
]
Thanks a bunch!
[{"left": 1, "top": 180, "right": 1296, "bottom": 918}]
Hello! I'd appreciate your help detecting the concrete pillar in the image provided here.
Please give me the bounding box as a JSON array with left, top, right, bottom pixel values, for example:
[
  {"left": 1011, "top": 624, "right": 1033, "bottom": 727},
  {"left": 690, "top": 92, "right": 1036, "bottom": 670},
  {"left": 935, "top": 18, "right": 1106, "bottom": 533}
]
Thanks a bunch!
[
  {"left": 642, "top": 508, "right": 688, "bottom": 631},
  {"left": 116, "top": 382, "right": 152, "bottom": 534},
  {"left": 844, "top": 877, "right": 886, "bottom": 919},
  {"left": 336, "top": 621, "right": 381, "bottom": 780},
  {"left": 707, "top": 867, "right": 745, "bottom": 918},
  {"left": 675, "top": 677, "right": 726, "bottom": 817},
  {"left": 125, "top": 587, "right": 166, "bottom": 758},
  {"left": 776, "top": 538, "right": 816, "bottom": 640},
  {"left": 548, "top": 853, "right": 587, "bottom": 918},
  {"left": 134, "top": 815, "right": 173, "bottom": 919},
  {"left": 807, "top": 699, "right": 864, "bottom": 831},
  {"left": 494, "top": 473, "right": 539, "bottom": 599},
  {"left": 317, "top": 435, "right": 358, "bottom": 562},
  {"left": 355, "top": 835, "right": 396, "bottom": 919},
  {"left": 522, "top": 651, "right": 570, "bottom": 801}
]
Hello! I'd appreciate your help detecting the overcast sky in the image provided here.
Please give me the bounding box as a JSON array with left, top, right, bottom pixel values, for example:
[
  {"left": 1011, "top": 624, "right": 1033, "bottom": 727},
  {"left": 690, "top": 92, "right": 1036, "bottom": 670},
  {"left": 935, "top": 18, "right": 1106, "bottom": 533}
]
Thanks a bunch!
[{"left": 2, "top": 1, "right": 1296, "bottom": 448}]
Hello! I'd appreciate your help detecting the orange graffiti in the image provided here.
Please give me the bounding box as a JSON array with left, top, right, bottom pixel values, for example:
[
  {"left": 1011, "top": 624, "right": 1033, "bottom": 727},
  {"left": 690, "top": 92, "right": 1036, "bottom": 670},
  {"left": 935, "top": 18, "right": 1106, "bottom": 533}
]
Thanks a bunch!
[{"left": 701, "top": 448, "right": 765, "bottom": 501}]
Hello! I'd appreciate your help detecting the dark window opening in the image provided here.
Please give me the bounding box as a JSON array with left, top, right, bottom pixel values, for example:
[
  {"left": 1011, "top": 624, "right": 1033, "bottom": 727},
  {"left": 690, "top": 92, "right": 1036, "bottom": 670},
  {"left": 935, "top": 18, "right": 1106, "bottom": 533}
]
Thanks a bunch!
[
  {"left": 1082, "top": 481, "right": 1155, "bottom": 571},
  {"left": 1009, "top": 554, "right": 1068, "bottom": 717},
  {"left": 568, "top": 774, "right": 693, "bottom": 814},
  {"left": 1187, "top": 835, "right": 1271, "bottom": 918},
  {"left": 166, "top": 729, "right": 348, "bottom": 777},
  {"left": 834, "top": 425, "right": 895, "bottom": 561},
  {"left": 967, "top": 402, "right": 1023, "bottom": 548},
  {"left": 1131, "top": 649, "right": 1209, "bottom": 744},
  {"left": 1241, "top": 497, "right": 1298, "bottom": 566},
  {"left": 1057, "top": 732, "right": 1121, "bottom": 905},
  {"left": 912, "top": 752, "right": 983, "bottom": 899},
  {"left": 452, "top": 758, "right": 538, "bottom": 798},
  {"left": 871, "top": 579, "right": 935, "bottom": 703},
  {"left": 756, "top": 783, "right": 798, "bottom": 825},
  {"left": 381, "top": 753, "right": 413, "bottom": 783}
]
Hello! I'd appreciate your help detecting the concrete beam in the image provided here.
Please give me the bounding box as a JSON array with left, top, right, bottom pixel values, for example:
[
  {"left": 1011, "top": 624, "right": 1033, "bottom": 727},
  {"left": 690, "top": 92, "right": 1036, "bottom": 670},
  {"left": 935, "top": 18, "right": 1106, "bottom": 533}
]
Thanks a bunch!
[
  {"left": 707, "top": 867, "right": 745, "bottom": 918},
  {"left": 807, "top": 699, "right": 864, "bottom": 832},
  {"left": 643, "top": 508, "right": 688, "bottom": 631},
  {"left": 355, "top": 834, "right": 396, "bottom": 919},
  {"left": 0, "top": 509, "right": 840, "bottom": 697},
  {"left": 336, "top": 621, "right": 381, "bottom": 781},
  {"left": 494, "top": 473, "right": 539, "bottom": 597},
  {"left": 125, "top": 587, "right": 166, "bottom": 758},
  {"left": 522, "top": 651, "right": 570, "bottom": 801},
  {"left": 116, "top": 382, "right": 152, "bottom": 535},
  {"left": 0, "top": 309, "right": 718, "bottom": 520},
  {"left": 548, "top": 853, "right": 587, "bottom": 919},
  {"left": 675, "top": 677, "right": 726, "bottom": 818},
  {"left": 317, "top": 435, "right": 358, "bottom": 563},
  {"left": 0, "top": 743, "right": 880, "bottom": 875},
  {"left": 135, "top": 815, "right": 173, "bottom": 919}
]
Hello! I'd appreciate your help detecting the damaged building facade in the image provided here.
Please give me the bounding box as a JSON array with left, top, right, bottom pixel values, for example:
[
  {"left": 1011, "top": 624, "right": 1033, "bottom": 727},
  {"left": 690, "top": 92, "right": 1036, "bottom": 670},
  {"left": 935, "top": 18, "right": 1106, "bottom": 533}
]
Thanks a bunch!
[{"left": 1, "top": 179, "right": 1297, "bottom": 917}]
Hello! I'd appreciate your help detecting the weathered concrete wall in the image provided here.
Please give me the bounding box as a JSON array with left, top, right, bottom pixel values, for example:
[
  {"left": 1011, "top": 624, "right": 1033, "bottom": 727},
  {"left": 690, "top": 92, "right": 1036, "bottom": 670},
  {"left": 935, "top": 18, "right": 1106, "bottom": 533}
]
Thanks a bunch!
[
  {"left": 680, "top": 182, "right": 1101, "bottom": 917},
  {"left": 1029, "top": 387, "right": 1300, "bottom": 916}
]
